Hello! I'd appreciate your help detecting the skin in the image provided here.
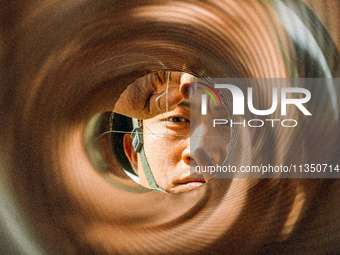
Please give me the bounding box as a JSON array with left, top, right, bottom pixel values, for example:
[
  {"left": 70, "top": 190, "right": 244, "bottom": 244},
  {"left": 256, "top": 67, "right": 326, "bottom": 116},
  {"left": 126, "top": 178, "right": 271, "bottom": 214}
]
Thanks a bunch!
[
  {"left": 121, "top": 74, "right": 231, "bottom": 193},
  {"left": 113, "top": 71, "right": 191, "bottom": 119}
]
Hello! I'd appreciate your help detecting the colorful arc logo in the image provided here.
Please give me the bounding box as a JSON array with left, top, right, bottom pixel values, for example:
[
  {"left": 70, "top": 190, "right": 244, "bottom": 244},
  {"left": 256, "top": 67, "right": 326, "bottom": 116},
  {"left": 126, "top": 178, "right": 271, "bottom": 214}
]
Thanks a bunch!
[{"left": 196, "top": 82, "right": 222, "bottom": 106}]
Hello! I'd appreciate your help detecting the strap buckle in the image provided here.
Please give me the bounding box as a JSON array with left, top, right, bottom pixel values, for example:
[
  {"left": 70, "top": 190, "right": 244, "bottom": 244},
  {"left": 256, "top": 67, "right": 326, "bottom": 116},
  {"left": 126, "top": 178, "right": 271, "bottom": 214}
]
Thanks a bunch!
[{"left": 131, "top": 127, "right": 143, "bottom": 153}]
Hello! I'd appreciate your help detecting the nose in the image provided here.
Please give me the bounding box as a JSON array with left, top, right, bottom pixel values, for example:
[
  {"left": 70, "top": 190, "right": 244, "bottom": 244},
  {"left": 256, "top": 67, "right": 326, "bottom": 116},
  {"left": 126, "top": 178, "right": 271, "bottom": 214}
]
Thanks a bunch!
[
  {"left": 182, "top": 124, "right": 221, "bottom": 166},
  {"left": 182, "top": 143, "right": 218, "bottom": 182}
]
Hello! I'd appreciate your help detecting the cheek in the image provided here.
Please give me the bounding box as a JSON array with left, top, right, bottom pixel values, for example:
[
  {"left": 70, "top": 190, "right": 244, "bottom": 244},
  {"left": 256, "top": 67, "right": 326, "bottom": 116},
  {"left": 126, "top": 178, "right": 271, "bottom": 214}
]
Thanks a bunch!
[
  {"left": 143, "top": 136, "right": 186, "bottom": 179},
  {"left": 143, "top": 124, "right": 186, "bottom": 164},
  {"left": 143, "top": 137, "right": 180, "bottom": 168},
  {"left": 143, "top": 133, "right": 167, "bottom": 170}
]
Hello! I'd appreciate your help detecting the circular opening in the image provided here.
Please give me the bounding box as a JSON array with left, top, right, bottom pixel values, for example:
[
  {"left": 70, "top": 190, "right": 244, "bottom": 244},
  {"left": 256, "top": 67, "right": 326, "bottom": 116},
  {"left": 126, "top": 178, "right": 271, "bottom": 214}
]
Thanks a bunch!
[{"left": 84, "top": 71, "right": 231, "bottom": 193}]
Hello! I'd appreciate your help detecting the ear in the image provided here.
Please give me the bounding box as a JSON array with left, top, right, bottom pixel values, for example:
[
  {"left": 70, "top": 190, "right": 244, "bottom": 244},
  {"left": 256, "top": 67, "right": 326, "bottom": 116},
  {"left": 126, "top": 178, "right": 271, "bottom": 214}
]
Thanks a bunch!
[{"left": 123, "top": 133, "right": 139, "bottom": 175}]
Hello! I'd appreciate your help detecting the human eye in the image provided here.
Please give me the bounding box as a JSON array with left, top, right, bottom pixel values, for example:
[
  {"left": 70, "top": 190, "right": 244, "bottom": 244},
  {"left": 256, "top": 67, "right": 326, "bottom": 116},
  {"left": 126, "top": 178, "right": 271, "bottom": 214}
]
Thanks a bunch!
[
  {"left": 166, "top": 117, "right": 189, "bottom": 123},
  {"left": 160, "top": 116, "right": 190, "bottom": 129}
]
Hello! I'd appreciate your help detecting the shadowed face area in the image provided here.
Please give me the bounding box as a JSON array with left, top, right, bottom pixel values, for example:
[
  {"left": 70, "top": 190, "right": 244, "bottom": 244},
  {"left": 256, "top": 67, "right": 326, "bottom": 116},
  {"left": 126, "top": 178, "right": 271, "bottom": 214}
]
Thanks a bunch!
[{"left": 124, "top": 79, "right": 231, "bottom": 193}]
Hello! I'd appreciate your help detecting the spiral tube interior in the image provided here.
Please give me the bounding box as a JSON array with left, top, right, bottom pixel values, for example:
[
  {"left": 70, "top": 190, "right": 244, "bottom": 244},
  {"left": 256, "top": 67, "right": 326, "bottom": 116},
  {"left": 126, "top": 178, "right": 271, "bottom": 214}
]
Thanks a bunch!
[{"left": 0, "top": 0, "right": 340, "bottom": 254}]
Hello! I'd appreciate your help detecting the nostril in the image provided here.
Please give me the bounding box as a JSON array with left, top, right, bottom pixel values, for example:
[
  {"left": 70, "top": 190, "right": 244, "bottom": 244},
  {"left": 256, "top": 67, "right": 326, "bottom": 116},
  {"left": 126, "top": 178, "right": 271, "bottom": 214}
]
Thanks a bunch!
[{"left": 182, "top": 149, "right": 193, "bottom": 165}]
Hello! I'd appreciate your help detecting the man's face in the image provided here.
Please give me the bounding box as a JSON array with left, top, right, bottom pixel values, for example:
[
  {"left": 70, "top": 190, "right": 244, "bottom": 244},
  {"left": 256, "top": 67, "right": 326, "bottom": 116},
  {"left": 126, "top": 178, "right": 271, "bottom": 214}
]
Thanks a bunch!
[{"left": 124, "top": 81, "right": 231, "bottom": 193}]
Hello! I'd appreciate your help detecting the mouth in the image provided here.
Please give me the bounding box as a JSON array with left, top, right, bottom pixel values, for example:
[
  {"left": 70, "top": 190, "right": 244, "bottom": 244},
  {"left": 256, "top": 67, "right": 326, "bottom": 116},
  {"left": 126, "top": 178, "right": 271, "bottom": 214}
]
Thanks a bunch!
[{"left": 175, "top": 174, "right": 206, "bottom": 192}]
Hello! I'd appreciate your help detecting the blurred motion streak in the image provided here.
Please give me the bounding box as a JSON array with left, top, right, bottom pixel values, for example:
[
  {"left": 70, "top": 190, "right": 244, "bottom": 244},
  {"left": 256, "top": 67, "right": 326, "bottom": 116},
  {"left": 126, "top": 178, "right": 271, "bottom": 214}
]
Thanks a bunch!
[{"left": 0, "top": 0, "right": 340, "bottom": 254}]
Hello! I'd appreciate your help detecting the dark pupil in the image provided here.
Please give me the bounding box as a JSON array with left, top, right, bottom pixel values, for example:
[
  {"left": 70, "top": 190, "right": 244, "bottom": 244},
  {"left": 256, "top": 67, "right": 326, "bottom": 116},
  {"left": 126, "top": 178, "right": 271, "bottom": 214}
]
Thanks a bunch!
[{"left": 172, "top": 117, "right": 182, "bottom": 122}]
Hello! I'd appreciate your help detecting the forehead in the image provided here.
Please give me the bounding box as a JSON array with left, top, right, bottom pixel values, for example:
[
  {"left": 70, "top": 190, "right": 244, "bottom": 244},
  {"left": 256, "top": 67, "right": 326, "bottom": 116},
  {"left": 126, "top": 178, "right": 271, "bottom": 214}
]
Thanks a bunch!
[{"left": 143, "top": 88, "right": 228, "bottom": 126}]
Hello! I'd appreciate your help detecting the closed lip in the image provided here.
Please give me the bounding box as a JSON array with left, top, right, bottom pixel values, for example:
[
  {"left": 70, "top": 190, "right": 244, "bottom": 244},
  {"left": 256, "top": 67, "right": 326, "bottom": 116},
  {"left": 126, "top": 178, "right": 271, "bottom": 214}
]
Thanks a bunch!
[
  {"left": 175, "top": 174, "right": 206, "bottom": 191},
  {"left": 177, "top": 176, "right": 206, "bottom": 184}
]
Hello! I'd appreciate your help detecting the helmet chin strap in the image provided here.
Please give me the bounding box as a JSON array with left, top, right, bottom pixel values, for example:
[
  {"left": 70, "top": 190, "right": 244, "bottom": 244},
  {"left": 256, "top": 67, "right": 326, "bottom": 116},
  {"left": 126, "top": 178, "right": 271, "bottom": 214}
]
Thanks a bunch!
[{"left": 131, "top": 118, "right": 167, "bottom": 193}]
